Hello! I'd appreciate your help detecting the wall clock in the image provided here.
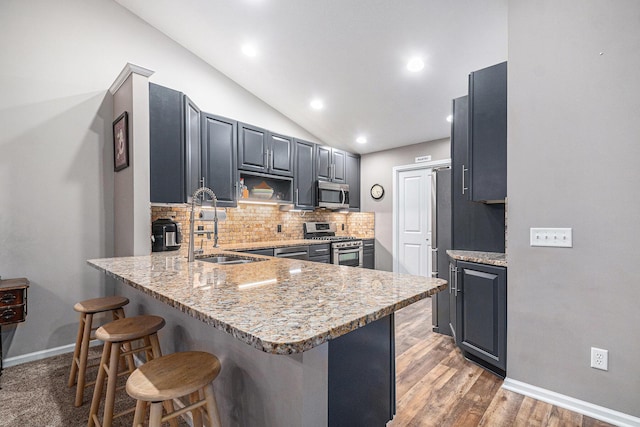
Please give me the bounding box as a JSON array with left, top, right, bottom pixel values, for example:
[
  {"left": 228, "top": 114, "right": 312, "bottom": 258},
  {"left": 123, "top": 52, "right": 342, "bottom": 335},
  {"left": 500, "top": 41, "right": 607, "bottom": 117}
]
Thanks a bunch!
[{"left": 370, "top": 184, "right": 384, "bottom": 200}]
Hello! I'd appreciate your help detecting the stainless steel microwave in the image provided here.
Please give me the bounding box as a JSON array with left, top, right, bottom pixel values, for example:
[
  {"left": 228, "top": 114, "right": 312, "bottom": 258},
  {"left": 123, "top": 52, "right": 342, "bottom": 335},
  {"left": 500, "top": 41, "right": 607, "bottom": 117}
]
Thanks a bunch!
[{"left": 316, "top": 181, "right": 350, "bottom": 210}]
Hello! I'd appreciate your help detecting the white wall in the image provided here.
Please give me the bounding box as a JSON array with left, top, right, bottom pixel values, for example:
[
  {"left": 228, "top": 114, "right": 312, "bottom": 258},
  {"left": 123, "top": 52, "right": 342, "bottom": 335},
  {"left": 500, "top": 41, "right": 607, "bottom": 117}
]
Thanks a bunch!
[
  {"left": 508, "top": 0, "right": 640, "bottom": 416},
  {"left": 0, "top": 0, "right": 318, "bottom": 359},
  {"left": 360, "top": 139, "right": 450, "bottom": 271}
]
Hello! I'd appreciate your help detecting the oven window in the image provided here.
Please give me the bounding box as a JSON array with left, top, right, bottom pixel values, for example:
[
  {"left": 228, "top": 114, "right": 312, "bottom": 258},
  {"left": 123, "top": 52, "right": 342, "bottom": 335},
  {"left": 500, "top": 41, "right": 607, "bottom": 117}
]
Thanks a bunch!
[{"left": 338, "top": 251, "right": 360, "bottom": 267}]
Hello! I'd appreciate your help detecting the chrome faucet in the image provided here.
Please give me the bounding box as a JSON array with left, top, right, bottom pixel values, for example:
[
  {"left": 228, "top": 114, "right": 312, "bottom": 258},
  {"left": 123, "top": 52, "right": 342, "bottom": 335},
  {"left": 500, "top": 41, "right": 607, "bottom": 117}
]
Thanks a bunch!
[{"left": 188, "top": 186, "right": 218, "bottom": 262}]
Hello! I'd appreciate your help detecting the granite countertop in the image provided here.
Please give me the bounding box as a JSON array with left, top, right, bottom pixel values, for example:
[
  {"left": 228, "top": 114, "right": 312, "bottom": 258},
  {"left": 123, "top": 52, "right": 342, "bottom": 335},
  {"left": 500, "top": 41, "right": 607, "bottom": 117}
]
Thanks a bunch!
[
  {"left": 88, "top": 250, "right": 446, "bottom": 355},
  {"left": 220, "top": 239, "right": 331, "bottom": 251},
  {"left": 447, "top": 250, "right": 507, "bottom": 267}
]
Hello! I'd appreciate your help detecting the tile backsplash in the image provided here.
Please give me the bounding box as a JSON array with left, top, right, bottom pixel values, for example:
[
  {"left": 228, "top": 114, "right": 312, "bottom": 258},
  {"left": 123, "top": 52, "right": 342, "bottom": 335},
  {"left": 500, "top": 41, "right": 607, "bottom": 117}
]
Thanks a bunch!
[{"left": 151, "top": 203, "right": 375, "bottom": 249}]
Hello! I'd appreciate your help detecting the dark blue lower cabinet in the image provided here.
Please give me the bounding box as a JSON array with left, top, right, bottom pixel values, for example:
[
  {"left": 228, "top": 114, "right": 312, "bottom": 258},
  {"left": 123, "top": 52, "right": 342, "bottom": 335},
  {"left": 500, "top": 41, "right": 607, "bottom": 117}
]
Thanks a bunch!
[
  {"left": 456, "top": 261, "right": 507, "bottom": 377},
  {"left": 328, "top": 314, "right": 395, "bottom": 426}
]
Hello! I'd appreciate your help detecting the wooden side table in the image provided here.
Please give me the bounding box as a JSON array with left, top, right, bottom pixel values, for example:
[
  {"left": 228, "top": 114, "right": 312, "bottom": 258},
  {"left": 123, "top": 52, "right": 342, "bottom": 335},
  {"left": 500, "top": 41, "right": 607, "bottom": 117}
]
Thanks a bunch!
[{"left": 0, "top": 277, "right": 29, "bottom": 383}]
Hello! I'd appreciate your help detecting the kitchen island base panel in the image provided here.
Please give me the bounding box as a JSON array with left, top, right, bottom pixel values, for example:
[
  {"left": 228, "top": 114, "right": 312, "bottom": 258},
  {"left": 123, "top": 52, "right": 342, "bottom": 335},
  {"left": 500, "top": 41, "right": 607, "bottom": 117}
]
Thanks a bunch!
[
  {"left": 114, "top": 279, "right": 397, "bottom": 426},
  {"left": 114, "top": 279, "right": 325, "bottom": 426},
  {"left": 329, "top": 313, "right": 395, "bottom": 426}
]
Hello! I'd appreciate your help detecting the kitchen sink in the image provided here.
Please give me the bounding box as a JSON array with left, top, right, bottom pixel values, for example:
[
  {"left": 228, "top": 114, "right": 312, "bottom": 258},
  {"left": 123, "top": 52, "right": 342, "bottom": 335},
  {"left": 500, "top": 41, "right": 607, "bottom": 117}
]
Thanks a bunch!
[{"left": 198, "top": 255, "right": 265, "bottom": 265}]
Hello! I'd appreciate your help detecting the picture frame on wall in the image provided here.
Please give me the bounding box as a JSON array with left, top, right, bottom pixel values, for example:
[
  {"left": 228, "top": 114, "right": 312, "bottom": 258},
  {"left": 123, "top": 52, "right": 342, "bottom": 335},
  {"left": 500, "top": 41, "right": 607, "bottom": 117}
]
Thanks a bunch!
[{"left": 113, "top": 111, "right": 129, "bottom": 172}]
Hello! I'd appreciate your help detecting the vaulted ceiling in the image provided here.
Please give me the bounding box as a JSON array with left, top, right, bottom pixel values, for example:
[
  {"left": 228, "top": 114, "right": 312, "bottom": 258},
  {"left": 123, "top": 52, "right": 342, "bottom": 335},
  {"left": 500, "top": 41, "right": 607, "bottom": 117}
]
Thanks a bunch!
[{"left": 116, "top": 0, "right": 507, "bottom": 154}]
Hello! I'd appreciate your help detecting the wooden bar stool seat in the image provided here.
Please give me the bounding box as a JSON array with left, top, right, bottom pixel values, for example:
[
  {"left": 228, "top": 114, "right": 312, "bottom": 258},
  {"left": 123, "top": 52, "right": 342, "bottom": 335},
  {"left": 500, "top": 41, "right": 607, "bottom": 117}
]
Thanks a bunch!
[
  {"left": 126, "top": 351, "right": 222, "bottom": 427},
  {"left": 87, "top": 315, "right": 167, "bottom": 427},
  {"left": 68, "top": 295, "right": 129, "bottom": 407}
]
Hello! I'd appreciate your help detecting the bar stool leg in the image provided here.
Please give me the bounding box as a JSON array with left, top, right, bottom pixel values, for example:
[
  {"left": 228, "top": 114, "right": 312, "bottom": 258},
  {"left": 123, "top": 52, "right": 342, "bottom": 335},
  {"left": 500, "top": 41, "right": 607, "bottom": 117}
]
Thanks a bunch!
[
  {"left": 68, "top": 312, "right": 85, "bottom": 388},
  {"left": 132, "top": 399, "right": 146, "bottom": 427},
  {"left": 204, "top": 383, "right": 222, "bottom": 427},
  {"left": 149, "top": 401, "right": 164, "bottom": 427},
  {"left": 189, "top": 391, "right": 204, "bottom": 427},
  {"left": 147, "top": 332, "right": 180, "bottom": 427},
  {"left": 102, "top": 343, "right": 121, "bottom": 427},
  {"left": 74, "top": 312, "right": 94, "bottom": 406},
  {"left": 88, "top": 341, "right": 111, "bottom": 427}
]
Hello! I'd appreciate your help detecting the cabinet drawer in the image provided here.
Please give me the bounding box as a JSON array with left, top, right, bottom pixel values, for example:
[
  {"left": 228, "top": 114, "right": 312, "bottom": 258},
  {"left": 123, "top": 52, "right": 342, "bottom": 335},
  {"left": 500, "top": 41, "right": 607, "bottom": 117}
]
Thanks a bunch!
[
  {"left": 0, "top": 305, "right": 25, "bottom": 325},
  {"left": 309, "top": 255, "right": 331, "bottom": 264},
  {"left": 0, "top": 289, "right": 24, "bottom": 307},
  {"left": 309, "top": 244, "right": 331, "bottom": 257}
]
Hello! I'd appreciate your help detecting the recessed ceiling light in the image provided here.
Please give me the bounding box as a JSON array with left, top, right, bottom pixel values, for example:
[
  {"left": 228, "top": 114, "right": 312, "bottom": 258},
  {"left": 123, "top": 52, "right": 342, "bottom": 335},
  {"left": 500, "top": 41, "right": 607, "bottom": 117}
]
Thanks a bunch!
[
  {"left": 446, "top": 115, "right": 453, "bottom": 123},
  {"left": 241, "top": 43, "right": 258, "bottom": 57},
  {"left": 406, "top": 57, "right": 424, "bottom": 72},
  {"left": 356, "top": 136, "right": 367, "bottom": 144},
  {"left": 310, "top": 99, "right": 324, "bottom": 110}
]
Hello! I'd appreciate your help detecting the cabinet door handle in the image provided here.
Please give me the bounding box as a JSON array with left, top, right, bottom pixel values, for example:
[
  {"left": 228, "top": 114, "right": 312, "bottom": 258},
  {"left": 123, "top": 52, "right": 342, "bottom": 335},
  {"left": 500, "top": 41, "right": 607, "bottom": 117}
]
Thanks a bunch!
[
  {"left": 295, "top": 188, "right": 299, "bottom": 205},
  {"left": 462, "top": 165, "right": 469, "bottom": 195},
  {"left": 1, "top": 309, "right": 16, "bottom": 320},
  {"left": 431, "top": 247, "right": 438, "bottom": 278},
  {"left": 1, "top": 294, "right": 17, "bottom": 304},
  {"left": 449, "top": 264, "right": 454, "bottom": 295},
  {"left": 453, "top": 267, "right": 460, "bottom": 297}
]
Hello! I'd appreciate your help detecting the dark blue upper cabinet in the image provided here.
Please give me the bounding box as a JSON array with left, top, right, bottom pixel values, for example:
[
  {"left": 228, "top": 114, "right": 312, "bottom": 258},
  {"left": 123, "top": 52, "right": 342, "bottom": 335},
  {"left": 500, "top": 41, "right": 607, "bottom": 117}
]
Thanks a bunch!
[
  {"left": 346, "top": 152, "right": 360, "bottom": 211},
  {"left": 201, "top": 113, "right": 238, "bottom": 207},
  {"left": 268, "top": 132, "right": 294, "bottom": 177},
  {"left": 293, "top": 139, "right": 315, "bottom": 210},
  {"left": 238, "top": 123, "right": 293, "bottom": 177},
  {"left": 468, "top": 61, "right": 507, "bottom": 203},
  {"left": 184, "top": 95, "right": 202, "bottom": 202},
  {"left": 238, "top": 123, "right": 268, "bottom": 173},
  {"left": 315, "top": 145, "right": 346, "bottom": 184},
  {"left": 149, "top": 83, "right": 200, "bottom": 204},
  {"left": 451, "top": 95, "right": 505, "bottom": 253},
  {"left": 316, "top": 145, "right": 332, "bottom": 181}
]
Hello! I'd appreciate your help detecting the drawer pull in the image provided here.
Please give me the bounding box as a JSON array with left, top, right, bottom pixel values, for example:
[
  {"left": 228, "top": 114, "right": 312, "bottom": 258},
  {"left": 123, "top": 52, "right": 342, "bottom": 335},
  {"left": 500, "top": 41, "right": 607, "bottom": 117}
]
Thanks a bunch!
[
  {"left": 0, "top": 294, "right": 17, "bottom": 304},
  {"left": 1, "top": 309, "right": 16, "bottom": 320},
  {"left": 314, "top": 249, "right": 329, "bottom": 253}
]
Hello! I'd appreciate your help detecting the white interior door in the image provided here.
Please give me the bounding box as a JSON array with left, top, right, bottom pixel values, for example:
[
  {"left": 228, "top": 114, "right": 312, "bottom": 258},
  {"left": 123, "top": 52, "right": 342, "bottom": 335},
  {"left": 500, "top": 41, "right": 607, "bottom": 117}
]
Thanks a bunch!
[{"left": 396, "top": 168, "right": 432, "bottom": 276}]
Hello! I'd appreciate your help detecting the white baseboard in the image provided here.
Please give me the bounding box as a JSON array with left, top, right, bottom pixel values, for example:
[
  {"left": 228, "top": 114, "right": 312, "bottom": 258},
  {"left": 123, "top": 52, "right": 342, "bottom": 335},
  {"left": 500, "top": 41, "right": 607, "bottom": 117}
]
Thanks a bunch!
[
  {"left": 502, "top": 377, "right": 640, "bottom": 427},
  {"left": 3, "top": 340, "right": 101, "bottom": 368}
]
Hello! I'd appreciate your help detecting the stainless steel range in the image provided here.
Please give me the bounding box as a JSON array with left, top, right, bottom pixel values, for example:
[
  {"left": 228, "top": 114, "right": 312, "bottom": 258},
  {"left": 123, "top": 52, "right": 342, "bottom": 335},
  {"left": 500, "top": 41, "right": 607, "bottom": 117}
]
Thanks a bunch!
[{"left": 303, "top": 222, "right": 363, "bottom": 267}]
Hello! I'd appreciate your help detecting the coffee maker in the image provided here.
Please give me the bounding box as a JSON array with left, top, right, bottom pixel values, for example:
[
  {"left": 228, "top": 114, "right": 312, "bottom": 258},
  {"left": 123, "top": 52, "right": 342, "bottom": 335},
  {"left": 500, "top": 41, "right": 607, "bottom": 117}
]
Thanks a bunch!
[{"left": 151, "top": 219, "right": 182, "bottom": 252}]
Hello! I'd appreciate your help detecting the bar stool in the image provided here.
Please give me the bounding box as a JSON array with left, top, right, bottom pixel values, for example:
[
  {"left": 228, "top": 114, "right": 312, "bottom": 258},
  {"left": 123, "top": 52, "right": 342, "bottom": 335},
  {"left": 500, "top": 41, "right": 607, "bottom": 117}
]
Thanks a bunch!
[
  {"left": 87, "top": 315, "right": 167, "bottom": 427},
  {"left": 126, "top": 351, "right": 222, "bottom": 427},
  {"left": 68, "top": 295, "right": 129, "bottom": 407}
]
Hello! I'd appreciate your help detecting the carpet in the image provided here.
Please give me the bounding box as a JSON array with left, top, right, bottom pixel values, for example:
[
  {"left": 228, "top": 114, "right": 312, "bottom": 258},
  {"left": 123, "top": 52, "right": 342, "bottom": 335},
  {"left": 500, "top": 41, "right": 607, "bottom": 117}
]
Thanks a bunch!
[{"left": 0, "top": 347, "right": 189, "bottom": 427}]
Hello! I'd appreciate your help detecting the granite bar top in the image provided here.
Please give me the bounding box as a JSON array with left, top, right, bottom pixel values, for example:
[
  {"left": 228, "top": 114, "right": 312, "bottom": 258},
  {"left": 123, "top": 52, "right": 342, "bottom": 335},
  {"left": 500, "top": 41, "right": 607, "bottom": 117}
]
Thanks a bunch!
[
  {"left": 88, "top": 250, "right": 446, "bottom": 355},
  {"left": 447, "top": 250, "right": 507, "bottom": 267}
]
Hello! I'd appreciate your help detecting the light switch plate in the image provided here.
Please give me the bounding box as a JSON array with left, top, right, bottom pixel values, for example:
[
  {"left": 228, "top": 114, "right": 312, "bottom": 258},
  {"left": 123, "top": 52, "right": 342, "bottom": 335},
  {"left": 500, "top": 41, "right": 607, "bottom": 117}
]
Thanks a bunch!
[{"left": 530, "top": 228, "right": 573, "bottom": 247}]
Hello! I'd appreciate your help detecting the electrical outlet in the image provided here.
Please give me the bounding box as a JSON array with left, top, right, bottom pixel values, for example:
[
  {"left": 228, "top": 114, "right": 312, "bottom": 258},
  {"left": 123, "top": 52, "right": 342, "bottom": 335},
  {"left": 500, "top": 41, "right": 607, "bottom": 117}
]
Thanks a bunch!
[
  {"left": 590, "top": 347, "right": 608, "bottom": 371},
  {"left": 530, "top": 228, "right": 572, "bottom": 247},
  {"left": 277, "top": 224, "right": 282, "bottom": 233}
]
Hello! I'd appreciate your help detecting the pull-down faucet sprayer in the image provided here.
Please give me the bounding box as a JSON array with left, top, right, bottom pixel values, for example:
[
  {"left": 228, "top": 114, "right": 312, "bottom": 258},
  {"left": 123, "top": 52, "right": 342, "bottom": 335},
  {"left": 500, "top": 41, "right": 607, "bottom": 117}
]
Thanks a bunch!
[{"left": 188, "top": 186, "right": 218, "bottom": 262}]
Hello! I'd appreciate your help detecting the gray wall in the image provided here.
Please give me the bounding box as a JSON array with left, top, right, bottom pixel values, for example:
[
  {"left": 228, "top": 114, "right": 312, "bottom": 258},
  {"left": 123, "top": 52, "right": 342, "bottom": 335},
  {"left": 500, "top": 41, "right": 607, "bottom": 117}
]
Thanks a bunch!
[
  {"left": 361, "top": 138, "right": 450, "bottom": 271},
  {"left": 0, "top": 0, "right": 318, "bottom": 360},
  {"left": 508, "top": 0, "right": 640, "bottom": 416}
]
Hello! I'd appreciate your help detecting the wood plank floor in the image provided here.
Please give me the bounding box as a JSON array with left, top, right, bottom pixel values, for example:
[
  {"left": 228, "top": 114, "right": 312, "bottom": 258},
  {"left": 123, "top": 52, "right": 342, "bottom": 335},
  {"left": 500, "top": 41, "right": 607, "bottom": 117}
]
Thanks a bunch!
[{"left": 388, "top": 297, "right": 615, "bottom": 427}]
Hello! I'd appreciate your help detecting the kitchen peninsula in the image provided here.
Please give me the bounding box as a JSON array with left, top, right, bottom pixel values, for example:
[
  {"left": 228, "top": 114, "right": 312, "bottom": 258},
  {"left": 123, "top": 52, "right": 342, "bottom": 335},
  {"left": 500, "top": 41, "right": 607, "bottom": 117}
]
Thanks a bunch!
[{"left": 88, "top": 249, "right": 446, "bottom": 426}]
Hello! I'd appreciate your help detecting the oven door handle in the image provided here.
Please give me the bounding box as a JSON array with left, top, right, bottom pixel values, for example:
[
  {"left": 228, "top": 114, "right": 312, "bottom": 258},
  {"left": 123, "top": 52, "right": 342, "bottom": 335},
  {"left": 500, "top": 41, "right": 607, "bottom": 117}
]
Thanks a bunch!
[{"left": 336, "top": 248, "right": 362, "bottom": 254}]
